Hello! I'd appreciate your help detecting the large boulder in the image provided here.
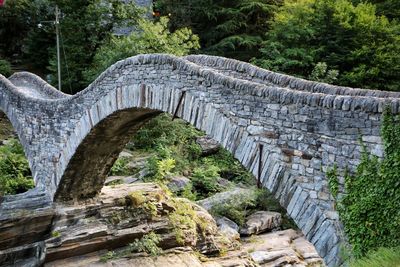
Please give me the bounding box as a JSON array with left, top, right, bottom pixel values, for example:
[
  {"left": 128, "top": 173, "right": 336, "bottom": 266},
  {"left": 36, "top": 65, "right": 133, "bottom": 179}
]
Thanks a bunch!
[
  {"left": 239, "top": 211, "right": 281, "bottom": 236},
  {"left": 167, "top": 175, "right": 191, "bottom": 193},
  {"left": 216, "top": 217, "right": 240, "bottom": 241},
  {"left": 197, "top": 188, "right": 255, "bottom": 211}
]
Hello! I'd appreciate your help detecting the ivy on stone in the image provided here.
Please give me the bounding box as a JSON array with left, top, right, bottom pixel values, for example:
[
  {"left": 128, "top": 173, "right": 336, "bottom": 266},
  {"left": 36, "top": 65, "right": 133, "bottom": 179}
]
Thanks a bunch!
[{"left": 338, "top": 110, "right": 400, "bottom": 258}]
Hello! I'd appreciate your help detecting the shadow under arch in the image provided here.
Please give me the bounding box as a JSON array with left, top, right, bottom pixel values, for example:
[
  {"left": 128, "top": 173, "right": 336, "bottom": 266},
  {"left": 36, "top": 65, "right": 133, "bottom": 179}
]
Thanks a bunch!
[{"left": 55, "top": 108, "right": 161, "bottom": 201}]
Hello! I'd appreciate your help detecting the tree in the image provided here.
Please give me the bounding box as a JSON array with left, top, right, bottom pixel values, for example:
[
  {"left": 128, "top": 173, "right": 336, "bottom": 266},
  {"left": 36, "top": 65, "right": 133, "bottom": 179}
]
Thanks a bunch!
[
  {"left": 253, "top": 0, "right": 400, "bottom": 91},
  {"left": 46, "top": 0, "right": 142, "bottom": 93},
  {"left": 0, "top": 0, "right": 44, "bottom": 59},
  {"left": 352, "top": 0, "right": 400, "bottom": 20},
  {"left": 154, "top": 0, "right": 282, "bottom": 61},
  {"left": 84, "top": 17, "right": 200, "bottom": 83}
]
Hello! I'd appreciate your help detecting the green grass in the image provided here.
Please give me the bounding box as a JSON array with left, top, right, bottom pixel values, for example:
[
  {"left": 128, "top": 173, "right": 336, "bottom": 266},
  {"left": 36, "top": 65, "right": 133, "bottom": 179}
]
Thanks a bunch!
[{"left": 349, "top": 247, "right": 400, "bottom": 267}]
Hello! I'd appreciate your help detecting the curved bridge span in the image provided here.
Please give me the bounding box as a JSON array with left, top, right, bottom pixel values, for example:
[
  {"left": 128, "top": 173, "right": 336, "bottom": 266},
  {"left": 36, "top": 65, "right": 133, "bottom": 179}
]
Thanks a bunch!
[{"left": 1, "top": 54, "right": 399, "bottom": 266}]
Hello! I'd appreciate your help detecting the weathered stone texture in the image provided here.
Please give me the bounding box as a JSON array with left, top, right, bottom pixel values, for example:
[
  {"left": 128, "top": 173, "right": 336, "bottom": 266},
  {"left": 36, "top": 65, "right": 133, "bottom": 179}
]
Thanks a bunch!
[{"left": 1, "top": 54, "right": 399, "bottom": 266}]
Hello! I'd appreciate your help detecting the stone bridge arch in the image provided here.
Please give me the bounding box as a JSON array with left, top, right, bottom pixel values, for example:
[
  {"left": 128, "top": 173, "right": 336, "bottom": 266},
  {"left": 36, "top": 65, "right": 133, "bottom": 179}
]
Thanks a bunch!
[{"left": 1, "top": 54, "right": 399, "bottom": 267}]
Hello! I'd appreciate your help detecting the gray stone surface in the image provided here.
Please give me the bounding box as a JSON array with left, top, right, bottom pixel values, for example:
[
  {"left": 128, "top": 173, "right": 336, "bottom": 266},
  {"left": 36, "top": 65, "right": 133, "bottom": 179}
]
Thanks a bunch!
[
  {"left": 167, "top": 175, "right": 191, "bottom": 193},
  {"left": 196, "top": 136, "right": 220, "bottom": 156},
  {"left": 1, "top": 53, "right": 398, "bottom": 266},
  {"left": 240, "top": 211, "right": 282, "bottom": 236},
  {"left": 216, "top": 216, "right": 240, "bottom": 241}
]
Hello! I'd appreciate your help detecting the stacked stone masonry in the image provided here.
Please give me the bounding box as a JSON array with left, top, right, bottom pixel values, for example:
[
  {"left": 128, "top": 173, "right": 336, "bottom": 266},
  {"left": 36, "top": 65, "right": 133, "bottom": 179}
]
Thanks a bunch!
[{"left": 1, "top": 54, "right": 399, "bottom": 267}]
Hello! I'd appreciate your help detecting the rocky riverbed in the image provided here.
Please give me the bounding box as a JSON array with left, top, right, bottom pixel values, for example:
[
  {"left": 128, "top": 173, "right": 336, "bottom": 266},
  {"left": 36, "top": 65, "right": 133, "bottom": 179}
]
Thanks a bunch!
[{"left": 45, "top": 182, "right": 324, "bottom": 267}]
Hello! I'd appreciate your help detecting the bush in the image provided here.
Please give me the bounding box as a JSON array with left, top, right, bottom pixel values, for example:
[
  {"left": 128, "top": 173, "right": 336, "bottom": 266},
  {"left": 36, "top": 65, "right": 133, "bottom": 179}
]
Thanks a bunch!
[
  {"left": 0, "top": 59, "right": 12, "bottom": 77},
  {"left": 338, "top": 111, "right": 400, "bottom": 257},
  {"left": 206, "top": 149, "right": 254, "bottom": 185},
  {"left": 0, "top": 139, "right": 34, "bottom": 196},
  {"left": 133, "top": 114, "right": 203, "bottom": 151},
  {"left": 191, "top": 163, "right": 221, "bottom": 199}
]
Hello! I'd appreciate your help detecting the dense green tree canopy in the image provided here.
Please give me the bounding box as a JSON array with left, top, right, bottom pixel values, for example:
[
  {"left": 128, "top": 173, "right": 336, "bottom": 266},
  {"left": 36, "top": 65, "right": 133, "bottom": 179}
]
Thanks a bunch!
[
  {"left": 84, "top": 17, "right": 200, "bottom": 83},
  {"left": 253, "top": 0, "right": 400, "bottom": 91},
  {"left": 154, "top": 0, "right": 282, "bottom": 61}
]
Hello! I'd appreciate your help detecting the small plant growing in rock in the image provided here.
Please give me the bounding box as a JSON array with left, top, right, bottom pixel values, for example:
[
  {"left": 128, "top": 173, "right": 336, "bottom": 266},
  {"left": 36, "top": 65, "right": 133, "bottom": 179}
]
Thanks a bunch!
[
  {"left": 126, "top": 191, "right": 147, "bottom": 208},
  {"left": 100, "top": 251, "right": 117, "bottom": 262},
  {"left": 168, "top": 198, "right": 208, "bottom": 245},
  {"left": 327, "top": 164, "right": 339, "bottom": 200},
  {"left": 51, "top": 231, "right": 61, "bottom": 238},
  {"left": 129, "top": 232, "right": 162, "bottom": 256}
]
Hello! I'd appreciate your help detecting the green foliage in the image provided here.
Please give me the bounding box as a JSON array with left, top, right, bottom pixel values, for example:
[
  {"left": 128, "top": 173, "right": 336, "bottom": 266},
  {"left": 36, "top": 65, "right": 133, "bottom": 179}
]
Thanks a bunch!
[
  {"left": 309, "top": 62, "right": 339, "bottom": 84},
  {"left": 254, "top": 0, "right": 400, "bottom": 91},
  {"left": 155, "top": 0, "right": 282, "bottom": 61},
  {"left": 151, "top": 157, "right": 176, "bottom": 181},
  {"left": 136, "top": 114, "right": 204, "bottom": 180},
  {"left": 168, "top": 198, "right": 208, "bottom": 245},
  {"left": 191, "top": 163, "right": 221, "bottom": 198},
  {"left": 129, "top": 232, "right": 162, "bottom": 256},
  {"left": 84, "top": 17, "right": 200, "bottom": 83},
  {"left": 101, "top": 232, "right": 163, "bottom": 261},
  {"left": 349, "top": 247, "right": 400, "bottom": 267},
  {"left": 110, "top": 158, "right": 134, "bottom": 176},
  {"left": 51, "top": 231, "right": 61, "bottom": 238},
  {"left": 0, "top": 59, "right": 12, "bottom": 77},
  {"left": 179, "top": 183, "right": 197, "bottom": 201},
  {"left": 338, "top": 111, "right": 400, "bottom": 258},
  {"left": 206, "top": 149, "right": 254, "bottom": 185},
  {"left": 327, "top": 164, "right": 339, "bottom": 200},
  {"left": 133, "top": 114, "right": 203, "bottom": 150},
  {"left": 0, "top": 0, "right": 44, "bottom": 58},
  {"left": 46, "top": 0, "right": 142, "bottom": 92},
  {"left": 0, "top": 139, "right": 34, "bottom": 196},
  {"left": 128, "top": 114, "right": 254, "bottom": 200},
  {"left": 210, "top": 190, "right": 257, "bottom": 226},
  {"left": 352, "top": 0, "right": 400, "bottom": 20}
]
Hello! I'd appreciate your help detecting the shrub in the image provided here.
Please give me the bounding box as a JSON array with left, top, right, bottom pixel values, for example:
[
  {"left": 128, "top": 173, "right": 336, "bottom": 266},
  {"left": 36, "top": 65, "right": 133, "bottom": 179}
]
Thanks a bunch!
[
  {"left": 109, "top": 157, "right": 133, "bottom": 176},
  {"left": 0, "top": 139, "right": 34, "bottom": 196},
  {"left": 133, "top": 114, "right": 202, "bottom": 151},
  {"left": 191, "top": 163, "right": 221, "bottom": 198},
  {"left": 206, "top": 149, "right": 254, "bottom": 185}
]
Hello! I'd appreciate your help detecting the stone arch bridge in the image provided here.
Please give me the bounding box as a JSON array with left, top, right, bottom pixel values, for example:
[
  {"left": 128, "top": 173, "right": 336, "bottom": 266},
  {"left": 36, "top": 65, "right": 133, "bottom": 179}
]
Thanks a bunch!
[{"left": 1, "top": 54, "right": 399, "bottom": 266}]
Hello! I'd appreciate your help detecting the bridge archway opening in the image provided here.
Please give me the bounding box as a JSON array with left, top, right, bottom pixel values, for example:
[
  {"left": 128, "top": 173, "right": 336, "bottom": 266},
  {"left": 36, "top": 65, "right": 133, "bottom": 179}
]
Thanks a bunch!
[
  {"left": 0, "top": 110, "right": 35, "bottom": 197},
  {"left": 54, "top": 108, "right": 161, "bottom": 202},
  {"left": 54, "top": 109, "right": 294, "bottom": 227}
]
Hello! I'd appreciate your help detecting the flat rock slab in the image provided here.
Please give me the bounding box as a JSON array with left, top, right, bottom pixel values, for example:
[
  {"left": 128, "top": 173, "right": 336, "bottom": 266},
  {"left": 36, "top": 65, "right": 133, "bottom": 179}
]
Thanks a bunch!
[
  {"left": 240, "top": 211, "right": 282, "bottom": 236},
  {"left": 242, "top": 229, "right": 324, "bottom": 267},
  {"left": 45, "top": 249, "right": 204, "bottom": 267}
]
